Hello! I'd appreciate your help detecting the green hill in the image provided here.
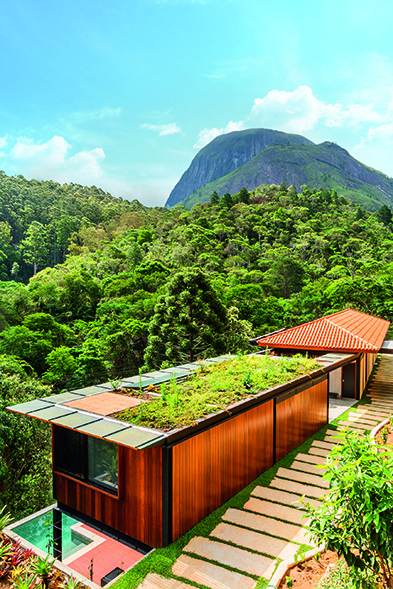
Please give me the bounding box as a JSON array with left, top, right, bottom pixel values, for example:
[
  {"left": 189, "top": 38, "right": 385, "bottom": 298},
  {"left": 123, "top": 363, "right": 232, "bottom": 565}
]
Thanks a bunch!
[{"left": 168, "top": 130, "right": 393, "bottom": 211}]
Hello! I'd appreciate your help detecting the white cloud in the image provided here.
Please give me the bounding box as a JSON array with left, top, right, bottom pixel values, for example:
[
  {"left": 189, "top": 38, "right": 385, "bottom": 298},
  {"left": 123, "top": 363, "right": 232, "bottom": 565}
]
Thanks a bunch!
[
  {"left": 0, "top": 136, "right": 7, "bottom": 149},
  {"left": 249, "top": 86, "right": 382, "bottom": 134},
  {"left": 68, "top": 107, "right": 122, "bottom": 123},
  {"left": 1, "top": 135, "right": 105, "bottom": 185},
  {"left": 193, "top": 120, "right": 244, "bottom": 149},
  {"left": 141, "top": 123, "right": 182, "bottom": 136}
]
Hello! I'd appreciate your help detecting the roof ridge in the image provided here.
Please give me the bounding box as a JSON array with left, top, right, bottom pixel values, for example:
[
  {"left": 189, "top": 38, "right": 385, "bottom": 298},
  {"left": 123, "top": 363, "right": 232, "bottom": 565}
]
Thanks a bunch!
[{"left": 324, "top": 317, "right": 376, "bottom": 349}]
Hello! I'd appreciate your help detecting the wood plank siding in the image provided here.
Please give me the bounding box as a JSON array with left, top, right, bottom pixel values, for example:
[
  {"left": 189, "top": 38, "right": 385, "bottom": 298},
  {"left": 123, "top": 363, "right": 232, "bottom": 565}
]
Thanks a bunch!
[
  {"left": 171, "top": 399, "right": 274, "bottom": 541},
  {"left": 54, "top": 435, "right": 163, "bottom": 548},
  {"left": 275, "top": 379, "right": 328, "bottom": 462}
]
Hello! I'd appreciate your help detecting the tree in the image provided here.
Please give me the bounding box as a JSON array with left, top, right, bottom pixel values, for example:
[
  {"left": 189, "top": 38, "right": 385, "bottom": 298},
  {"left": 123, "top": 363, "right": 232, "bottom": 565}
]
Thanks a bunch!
[
  {"left": 210, "top": 191, "right": 220, "bottom": 205},
  {"left": 0, "top": 358, "right": 52, "bottom": 518},
  {"left": 22, "top": 221, "right": 49, "bottom": 275},
  {"left": 306, "top": 431, "right": 393, "bottom": 588},
  {"left": 239, "top": 187, "right": 250, "bottom": 204},
  {"left": 144, "top": 268, "right": 229, "bottom": 369},
  {"left": 376, "top": 205, "right": 392, "bottom": 226}
]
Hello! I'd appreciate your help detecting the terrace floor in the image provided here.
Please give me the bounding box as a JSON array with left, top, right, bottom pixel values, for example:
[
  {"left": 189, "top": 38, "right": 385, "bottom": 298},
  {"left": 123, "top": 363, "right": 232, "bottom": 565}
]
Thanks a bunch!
[
  {"left": 137, "top": 355, "right": 393, "bottom": 589},
  {"left": 65, "top": 524, "right": 144, "bottom": 585}
]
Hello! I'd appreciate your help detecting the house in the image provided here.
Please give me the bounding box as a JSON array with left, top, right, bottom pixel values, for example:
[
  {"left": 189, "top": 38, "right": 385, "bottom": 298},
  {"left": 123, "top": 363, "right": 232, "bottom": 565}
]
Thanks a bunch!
[
  {"left": 5, "top": 356, "right": 363, "bottom": 552},
  {"left": 254, "top": 309, "right": 390, "bottom": 399}
]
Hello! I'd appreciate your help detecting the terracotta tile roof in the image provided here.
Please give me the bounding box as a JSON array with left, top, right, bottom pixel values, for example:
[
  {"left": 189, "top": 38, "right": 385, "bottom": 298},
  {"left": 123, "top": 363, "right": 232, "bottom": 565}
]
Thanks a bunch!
[{"left": 257, "top": 309, "right": 390, "bottom": 353}]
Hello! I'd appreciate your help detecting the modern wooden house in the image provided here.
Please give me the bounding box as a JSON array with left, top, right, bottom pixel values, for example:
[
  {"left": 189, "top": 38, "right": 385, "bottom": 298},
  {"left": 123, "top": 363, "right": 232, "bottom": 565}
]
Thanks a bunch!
[
  {"left": 254, "top": 309, "right": 390, "bottom": 400},
  {"left": 7, "top": 349, "right": 367, "bottom": 552}
]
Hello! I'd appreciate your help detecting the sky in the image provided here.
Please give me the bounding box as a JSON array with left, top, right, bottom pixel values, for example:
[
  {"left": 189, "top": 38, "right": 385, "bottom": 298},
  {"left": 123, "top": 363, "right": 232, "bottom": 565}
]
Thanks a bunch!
[{"left": 1, "top": 0, "right": 393, "bottom": 207}]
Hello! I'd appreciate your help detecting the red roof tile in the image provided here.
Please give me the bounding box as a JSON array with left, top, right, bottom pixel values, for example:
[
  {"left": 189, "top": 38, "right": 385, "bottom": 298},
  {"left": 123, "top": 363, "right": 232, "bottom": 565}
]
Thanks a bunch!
[{"left": 257, "top": 309, "right": 390, "bottom": 353}]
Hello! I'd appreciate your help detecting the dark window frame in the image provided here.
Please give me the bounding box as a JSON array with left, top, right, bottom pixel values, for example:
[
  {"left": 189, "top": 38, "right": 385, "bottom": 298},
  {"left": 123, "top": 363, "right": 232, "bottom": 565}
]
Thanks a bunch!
[{"left": 53, "top": 426, "right": 119, "bottom": 496}]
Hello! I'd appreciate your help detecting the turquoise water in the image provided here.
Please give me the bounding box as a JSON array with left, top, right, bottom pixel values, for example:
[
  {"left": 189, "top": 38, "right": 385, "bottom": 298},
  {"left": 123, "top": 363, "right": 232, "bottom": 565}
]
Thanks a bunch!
[{"left": 13, "top": 510, "right": 92, "bottom": 559}]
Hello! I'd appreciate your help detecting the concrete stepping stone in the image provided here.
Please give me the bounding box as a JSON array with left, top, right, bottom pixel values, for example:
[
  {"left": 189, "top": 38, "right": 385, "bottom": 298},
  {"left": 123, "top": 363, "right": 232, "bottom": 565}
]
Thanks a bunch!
[
  {"left": 276, "top": 467, "right": 329, "bottom": 488},
  {"left": 337, "top": 422, "right": 366, "bottom": 432},
  {"left": 324, "top": 435, "right": 345, "bottom": 444},
  {"left": 139, "top": 573, "right": 196, "bottom": 588},
  {"left": 211, "top": 522, "right": 300, "bottom": 562},
  {"left": 184, "top": 537, "right": 276, "bottom": 579},
  {"left": 325, "top": 429, "right": 345, "bottom": 439},
  {"left": 244, "top": 497, "right": 309, "bottom": 526},
  {"left": 269, "top": 477, "right": 326, "bottom": 499},
  {"left": 347, "top": 415, "right": 379, "bottom": 426},
  {"left": 290, "top": 460, "right": 324, "bottom": 477},
  {"left": 312, "top": 440, "right": 334, "bottom": 450},
  {"left": 309, "top": 447, "right": 330, "bottom": 457},
  {"left": 370, "top": 402, "right": 393, "bottom": 410},
  {"left": 295, "top": 452, "right": 326, "bottom": 465},
  {"left": 356, "top": 408, "right": 390, "bottom": 418},
  {"left": 223, "top": 508, "right": 314, "bottom": 546},
  {"left": 349, "top": 411, "right": 380, "bottom": 421},
  {"left": 172, "top": 554, "right": 256, "bottom": 589},
  {"left": 251, "top": 486, "right": 321, "bottom": 509}
]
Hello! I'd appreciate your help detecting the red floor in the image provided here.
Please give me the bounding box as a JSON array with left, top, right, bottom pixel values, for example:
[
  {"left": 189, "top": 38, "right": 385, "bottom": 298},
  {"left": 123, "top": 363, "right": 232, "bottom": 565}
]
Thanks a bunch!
[{"left": 66, "top": 524, "right": 144, "bottom": 584}]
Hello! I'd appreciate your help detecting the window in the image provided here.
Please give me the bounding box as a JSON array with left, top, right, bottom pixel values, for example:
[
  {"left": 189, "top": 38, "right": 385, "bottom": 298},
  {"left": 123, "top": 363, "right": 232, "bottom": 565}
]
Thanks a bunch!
[{"left": 54, "top": 427, "right": 118, "bottom": 494}]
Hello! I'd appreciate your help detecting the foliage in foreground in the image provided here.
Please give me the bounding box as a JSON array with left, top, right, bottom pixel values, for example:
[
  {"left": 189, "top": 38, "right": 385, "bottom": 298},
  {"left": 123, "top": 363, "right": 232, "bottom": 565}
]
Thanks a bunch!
[
  {"left": 306, "top": 431, "right": 393, "bottom": 588},
  {"left": 115, "top": 353, "right": 321, "bottom": 429}
]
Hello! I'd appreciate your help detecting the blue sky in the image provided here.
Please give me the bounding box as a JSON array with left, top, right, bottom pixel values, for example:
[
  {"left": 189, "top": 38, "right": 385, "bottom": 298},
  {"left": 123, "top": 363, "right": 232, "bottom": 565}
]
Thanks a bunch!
[{"left": 1, "top": 0, "right": 393, "bottom": 206}]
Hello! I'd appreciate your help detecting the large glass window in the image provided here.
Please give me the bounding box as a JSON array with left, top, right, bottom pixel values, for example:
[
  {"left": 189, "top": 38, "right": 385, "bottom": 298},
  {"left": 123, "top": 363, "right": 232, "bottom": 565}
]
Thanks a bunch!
[
  {"left": 54, "top": 427, "right": 118, "bottom": 494},
  {"left": 88, "top": 436, "right": 118, "bottom": 491}
]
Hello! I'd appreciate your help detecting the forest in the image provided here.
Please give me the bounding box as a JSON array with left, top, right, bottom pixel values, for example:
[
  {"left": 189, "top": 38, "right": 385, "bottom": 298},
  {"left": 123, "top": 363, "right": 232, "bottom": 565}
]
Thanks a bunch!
[{"left": 1, "top": 171, "right": 393, "bottom": 518}]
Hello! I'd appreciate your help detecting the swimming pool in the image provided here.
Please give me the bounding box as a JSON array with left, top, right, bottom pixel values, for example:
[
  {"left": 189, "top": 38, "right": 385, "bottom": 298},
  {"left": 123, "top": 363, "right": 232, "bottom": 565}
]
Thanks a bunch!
[{"left": 13, "top": 510, "right": 92, "bottom": 559}]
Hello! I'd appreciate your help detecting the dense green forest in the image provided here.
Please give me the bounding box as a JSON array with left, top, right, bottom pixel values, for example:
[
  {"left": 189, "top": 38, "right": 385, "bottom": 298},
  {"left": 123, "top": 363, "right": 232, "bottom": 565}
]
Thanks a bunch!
[{"left": 1, "top": 171, "right": 393, "bottom": 517}]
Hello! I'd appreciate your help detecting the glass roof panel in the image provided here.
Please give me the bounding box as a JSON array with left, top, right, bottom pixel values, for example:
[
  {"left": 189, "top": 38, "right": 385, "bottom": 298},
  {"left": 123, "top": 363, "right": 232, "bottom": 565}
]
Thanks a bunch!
[
  {"left": 161, "top": 367, "right": 191, "bottom": 376},
  {"left": 104, "top": 427, "right": 164, "bottom": 449},
  {"left": 68, "top": 386, "right": 112, "bottom": 396},
  {"left": 124, "top": 375, "right": 172, "bottom": 389},
  {"left": 52, "top": 412, "right": 102, "bottom": 429},
  {"left": 143, "top": 370, "right": 169, "bottom": 378},
  {"left": 28, "top": 406, "right": 77, "bottom": 422},
  {"left": 41, "top": 392, "right": 85, "bottom": 404},
  {"left": 77, "top": 419, "right": 129, "bottom": 438},
  {"left": 7, "top": 400, "right": 53, "bottom": 415}
]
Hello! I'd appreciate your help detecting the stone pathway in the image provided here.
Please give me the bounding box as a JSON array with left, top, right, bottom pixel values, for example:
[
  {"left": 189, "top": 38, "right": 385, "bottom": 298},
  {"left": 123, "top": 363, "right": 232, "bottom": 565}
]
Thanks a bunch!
[{"left": 139, "top": 356, "right": 393, "bottom": 589}]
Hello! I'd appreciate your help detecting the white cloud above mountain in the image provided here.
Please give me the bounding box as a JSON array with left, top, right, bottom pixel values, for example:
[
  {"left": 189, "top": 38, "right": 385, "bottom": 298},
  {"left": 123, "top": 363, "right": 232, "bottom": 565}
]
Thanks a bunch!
[{"left": 141, "top": 123, "right": 182, "bottom": 136}]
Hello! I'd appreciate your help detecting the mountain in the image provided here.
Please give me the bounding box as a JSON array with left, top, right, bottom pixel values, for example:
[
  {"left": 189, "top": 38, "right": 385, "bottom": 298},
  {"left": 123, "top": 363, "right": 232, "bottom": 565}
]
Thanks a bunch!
[
  {"left": 166, "top": 128, "right": 313, "bottom": 207},
  {"left": 166, "top": 129, "right": 393, "bottom": 211}
]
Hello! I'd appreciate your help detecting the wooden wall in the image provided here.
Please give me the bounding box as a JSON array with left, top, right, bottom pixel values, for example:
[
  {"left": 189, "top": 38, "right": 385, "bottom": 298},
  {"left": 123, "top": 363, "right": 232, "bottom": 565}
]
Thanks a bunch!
[
  {"left": 275, "top": 379, "right": 328, "bottom": 462},
  {"left": 54, "top": 432, "right": 163, "bottom": 548},
  {"left": 171, "top": 399, "right": 274, "bottom": 541}
]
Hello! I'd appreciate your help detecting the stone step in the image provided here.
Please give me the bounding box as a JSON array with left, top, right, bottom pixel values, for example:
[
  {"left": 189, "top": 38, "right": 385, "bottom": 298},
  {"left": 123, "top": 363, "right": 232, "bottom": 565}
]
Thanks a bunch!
[
  {"left": 251, "top": 486, "right": 321, "bottom": 509},
  {"left": 184, "top": 537, "right": 276, "bottom": 580},
  {"left": 337, "top": 421, "right": 366, "bottom": 432},
  {"left": 356, "top": 408, "right": 390, "bottom": 418},
  {"left": 138, "top": 573, "right": 196, "bottom": 589},
  {"left": 309, "top": 447, "right": 330, "bottom": 457},
  {"left": 324, "top": 435, "right": 344, "bottom": 444},
  {"left": 223, "top": 508, "right": 314, "bottom": 546},
  {"left": 244, "top": 497, "right": 308, "bottom": 526},
  {"left": 290, "top": 460, "right": 325, "bottom": 477},
  {"left": 349, "top": 411, "right": 381, "bottom": 422},
  {"left": 276, "top": 467, "right": 329, "bottom": 488},
  {"left": 312, "top": 440, "right": 334, "bottom": 450},
  {"left": 210, "top": 522, "right": 300, "bottom": 562},
  {"left": 347, "top": 412, "right": 378, "bottom": 426},
  {"left": 269, "top": 477, "right": 326, "bottom": 499},
  {"left": 295, "top": 452, "right": 326, "bottom": 465},
  {"left": 172, "top": 554, "right": 256, "bottom": 589}
]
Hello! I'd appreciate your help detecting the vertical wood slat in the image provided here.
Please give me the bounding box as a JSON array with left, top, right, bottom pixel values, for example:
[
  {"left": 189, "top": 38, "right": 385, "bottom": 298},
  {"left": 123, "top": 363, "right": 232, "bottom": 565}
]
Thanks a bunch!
[
  {"left": 54, "top": 444, "right": 162, "bottom": 547},
  {"left": 171, "top": 399, "right": 274, "bottom": 541},
  {"left": 275, "top": 380, "right": 328, "bottom": 462}
]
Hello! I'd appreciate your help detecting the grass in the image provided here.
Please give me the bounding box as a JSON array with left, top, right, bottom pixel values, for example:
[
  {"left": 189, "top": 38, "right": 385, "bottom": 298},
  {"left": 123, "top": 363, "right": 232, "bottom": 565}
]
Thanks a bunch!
[{"left": 114, "top": 354, "right": 321, "bottom": 430}]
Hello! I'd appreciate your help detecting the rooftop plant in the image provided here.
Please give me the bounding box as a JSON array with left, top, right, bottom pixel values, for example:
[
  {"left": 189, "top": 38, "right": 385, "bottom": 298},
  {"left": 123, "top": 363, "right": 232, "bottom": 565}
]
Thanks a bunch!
[{"left": 115, "top": 353, "right": 321, "bottom": 430}]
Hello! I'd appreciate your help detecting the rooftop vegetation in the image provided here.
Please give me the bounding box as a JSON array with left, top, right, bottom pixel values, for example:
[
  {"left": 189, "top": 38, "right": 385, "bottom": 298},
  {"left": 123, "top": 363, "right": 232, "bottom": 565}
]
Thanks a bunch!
[{"left": 114, "top": 354, "right": 322, "bottom": 430}]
